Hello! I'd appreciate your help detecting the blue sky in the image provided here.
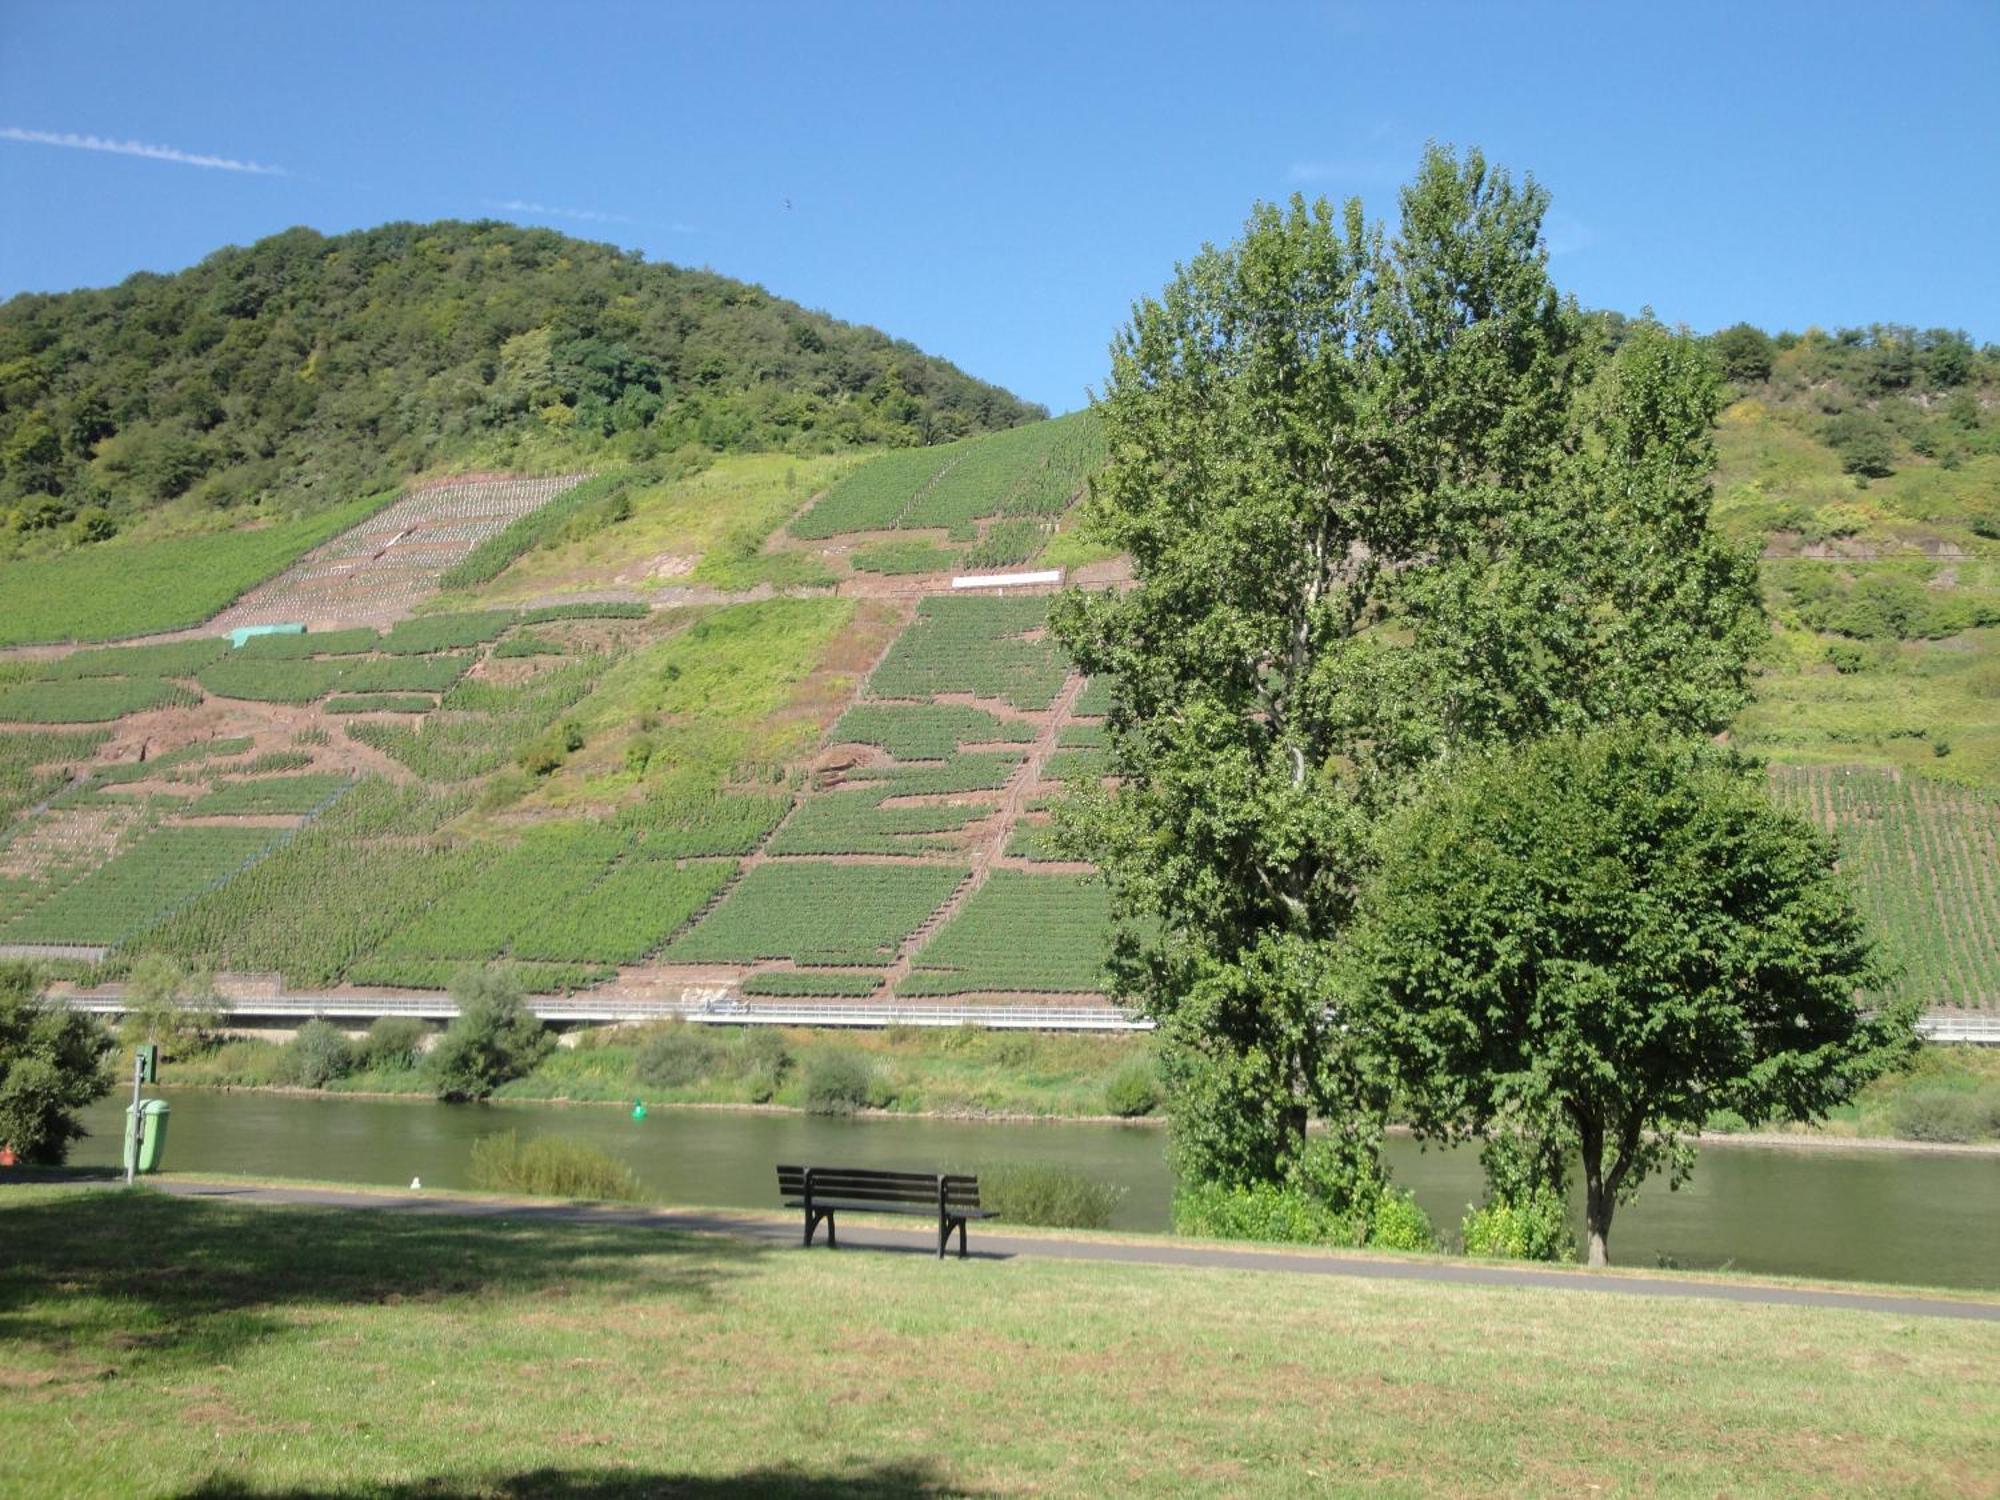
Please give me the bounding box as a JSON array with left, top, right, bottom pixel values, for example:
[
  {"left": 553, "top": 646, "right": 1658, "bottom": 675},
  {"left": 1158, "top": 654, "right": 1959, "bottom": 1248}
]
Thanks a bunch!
[{"left": 2, "top": 2, "right": 1995, "bottom": 413}]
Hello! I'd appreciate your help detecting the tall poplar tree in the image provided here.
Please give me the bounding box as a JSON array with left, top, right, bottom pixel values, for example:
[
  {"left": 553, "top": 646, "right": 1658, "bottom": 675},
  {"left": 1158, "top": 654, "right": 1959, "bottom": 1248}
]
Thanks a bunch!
[{"left": 1051, "top": 146, "right": 1763, "bottom": 1199}]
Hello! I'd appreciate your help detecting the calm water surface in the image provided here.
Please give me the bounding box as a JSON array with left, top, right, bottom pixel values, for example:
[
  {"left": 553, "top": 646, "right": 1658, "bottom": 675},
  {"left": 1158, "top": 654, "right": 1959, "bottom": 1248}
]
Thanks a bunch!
[{"left": 73, "top": 1089, "right": 2000, "bottom": 1290}]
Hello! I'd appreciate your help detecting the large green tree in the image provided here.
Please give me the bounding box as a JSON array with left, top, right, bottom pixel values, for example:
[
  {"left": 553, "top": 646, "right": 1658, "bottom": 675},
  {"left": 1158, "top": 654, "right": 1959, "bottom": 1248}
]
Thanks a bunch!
[
  {"left": 0, "top": 963, "right": 114, "bottom": 1165},
  {"left": 1052, "top": 146, "right": 1762, "bottom": 1198},
  {"left": 1348, "top": 732, "right": 1908, "bottom": 1266}
]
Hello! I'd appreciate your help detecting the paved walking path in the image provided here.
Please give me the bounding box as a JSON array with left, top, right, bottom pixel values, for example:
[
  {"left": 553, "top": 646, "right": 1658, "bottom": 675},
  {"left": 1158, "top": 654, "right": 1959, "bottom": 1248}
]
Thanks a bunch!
[{"left": 150, "top": 1178, "right": 2000, "bottom": 1325}]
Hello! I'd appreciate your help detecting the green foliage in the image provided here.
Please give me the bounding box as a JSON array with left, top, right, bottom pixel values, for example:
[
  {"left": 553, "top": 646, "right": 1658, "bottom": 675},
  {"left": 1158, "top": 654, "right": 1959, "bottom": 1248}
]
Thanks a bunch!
[
  {"left": 868, "top": 595, "right": 1067, "bottom": 709},
  {"left": 633, "top": 1022, "right": 724, "bottom": 1089},
  {"left": 1766, "top": 768, "right": 2000, "bottom": 1011},
  {"left": 1825, "top": 412, "right": 1899, "bottom": 478},
  {"left": 427, "top": 967, "right": 554, "bottom": 1102},
  {"left": 849, "top": 541, "right": 959, "bottom": 575},
  {"left": 974, "top": 1162, "right": 1122, "bottom": 1229},
  {"left": 1460, "top": 1190, "right": 1575, "bottom": 1262},
  {"left": 800, "top": 1048, "right": 875, "bottom": 1115},
  {"left": 358, "top": 1015, "right": 429, "bottom": 1073},
  {"left": 1173, "top": 1181, "right": 1364, "bottom": 1247},
  {"left": 1889, "top": 1089, "right": 1996, "bottom": 1143},
  {"left": 0, "top": 825, "right": 284, "bottom": 946},
  {"left": 765, "top": 788, "right": 994, "bottom": 855},
  {"left": 667, "top": 863, "right": 963, "bottom": 966},
  {"left": 133, "top": 788, "right": 489, "bottom": 988},
  {"left": 182, "top": 774, "right": 351, "bottom": 817},
  {"left": 466, "top": 1129, "right": 640, "bottom": 1201},
  {"left": 1051, "top": 147, "right": 1764, "bottom": 1200},
  {"left": 326, "top": 694, "right": 433, "bottom": 714},
  {"left": 35, "top": 639, "right": 228, "bottom": 679},
  {"left": 508, "top": 858, "right": 735, "bottom": 964},
  {"left": 965, "top": 518, "right": 1047, "bottom": 570},
  {"left": 0, "top": 678, "right": 194, "bottom": 723},
  {"left": 0, "top": 219, "right": 1039, "bottom": 540},
  {"left": 233, "top": 627, "right": 382, "bottom": 659},
  {"left": 348, "top": 658, "right": 607, "bottom": 781},
  {"left": 284, "top": 1019, "right": 354, "bottom": 1089},
  {"left": 0, "top": 965, "right": 113, "bottom": 1164},
  {"left": 739, "top": 971, "right": 882, "bottom": 997},
  {"left": 518, "top": 602, "right": 650, "bottom": 624},
  {"left": 378, "top": 612, "right": 518, "bottom": 655},
  {"left": 336, "top": 654, "right": 473, "bottom": 694},
  {"left": 0, "top": 494, "right": 389, "bottom": 647},
  {"left": 118, "top": 955, "right": 224, "bottom": 1058},
  {"left": 0, "top": 728, "right": 107, "bottom": 824},
  {"left": 197, "top": 657, "right": 346, "bottom": 704},
  {"left": 902, "top": 872, "right": 1111, "bottom": 994},
  {"left": 441, "top": 472, "right": 655, "bottom": 588},
  {"left": 829, "top": 703, "right": 1031, "bottom": 760},
  {"left": 491, "top": 635, "right": 561, "bottom": 660},
  {"left": 1351, "top": 730, "right": 1911, "bottom": 1264},
  {"left": 789, "top": 414, "right": 1100, "bottom": 541},
  {"left": 1711, "top": 322, "right": 1775, "bottom": 384},
  {"left": 1102, "top": 1059, "right": 1160, "bottom": 1117}
]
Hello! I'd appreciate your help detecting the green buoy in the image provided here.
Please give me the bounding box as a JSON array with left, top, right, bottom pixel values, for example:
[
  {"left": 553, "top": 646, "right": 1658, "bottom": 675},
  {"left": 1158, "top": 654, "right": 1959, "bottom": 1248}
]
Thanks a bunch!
[{"left": 631, "top": 1101, "right": 647, "bottom": 1121}]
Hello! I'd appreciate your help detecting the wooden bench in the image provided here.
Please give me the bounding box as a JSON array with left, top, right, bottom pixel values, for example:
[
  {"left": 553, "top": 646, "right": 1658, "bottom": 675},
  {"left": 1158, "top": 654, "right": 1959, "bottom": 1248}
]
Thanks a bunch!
[{"left": 776, "top": 1165, "right": 996, "bottom": 1259}]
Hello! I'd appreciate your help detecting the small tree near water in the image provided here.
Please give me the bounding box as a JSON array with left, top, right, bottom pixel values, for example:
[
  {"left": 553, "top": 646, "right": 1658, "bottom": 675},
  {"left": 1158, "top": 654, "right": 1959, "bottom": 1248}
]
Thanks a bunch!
[
  {"left": 1349, "top": 732, "right": 1911, "bottom": 1267},
  {"left": 427, "top": 966, "right": 553, "bottom": 1103},
  {"left": 0, "top": 964, "right": 113, "bottom": 1165}
]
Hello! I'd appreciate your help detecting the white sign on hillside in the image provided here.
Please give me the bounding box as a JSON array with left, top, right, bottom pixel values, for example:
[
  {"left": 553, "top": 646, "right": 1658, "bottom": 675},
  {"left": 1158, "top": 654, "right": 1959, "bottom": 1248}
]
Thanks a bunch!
[{"left": 950, "top": 569, "right": 1063, "bottom": 590}]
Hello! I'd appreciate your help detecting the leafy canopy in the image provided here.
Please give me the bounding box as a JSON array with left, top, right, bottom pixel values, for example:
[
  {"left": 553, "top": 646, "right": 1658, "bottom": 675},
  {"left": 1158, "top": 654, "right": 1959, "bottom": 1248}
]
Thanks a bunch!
[
  {"left": 427, "top": 965, "right": 554, "bottom": 1103},
  {"left": 0, "top": 963, "right": 114, "bottom": 1165},
  {"left": 1052, "top": 145, "right": 1764, "bottom": 1193},
  {"left": 1348, "top": 731, "right": 1909, "bottom": 1265}
]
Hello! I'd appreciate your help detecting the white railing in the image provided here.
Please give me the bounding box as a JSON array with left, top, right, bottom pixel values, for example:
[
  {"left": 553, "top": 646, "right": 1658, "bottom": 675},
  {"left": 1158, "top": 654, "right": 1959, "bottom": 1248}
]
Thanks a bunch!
[
  {"left": 53, "top": 991, "right": 1151, "bottom": 1031},
  {"left": 47, "top": 989, "right": 2000, "bottom": 1041}
]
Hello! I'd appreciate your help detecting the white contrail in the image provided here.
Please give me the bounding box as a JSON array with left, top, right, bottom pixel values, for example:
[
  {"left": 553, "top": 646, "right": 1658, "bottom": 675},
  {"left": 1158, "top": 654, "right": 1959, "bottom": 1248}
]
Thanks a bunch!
[
  {"left": 487, "top": 197, "right": 633, "bottom": 226},
  {"left": 1, "top": 126, "right": 287, "bottom": 175}
]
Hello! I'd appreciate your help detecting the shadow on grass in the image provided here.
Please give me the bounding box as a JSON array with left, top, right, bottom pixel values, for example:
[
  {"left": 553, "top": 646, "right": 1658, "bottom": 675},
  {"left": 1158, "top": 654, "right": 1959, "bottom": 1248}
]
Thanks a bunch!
[
  {"left": 0, "top": 1185, "right": 765, "bottom": 1370},
  {"left": 181, "top": 1462, "right": 979, "bottom": 1497}
]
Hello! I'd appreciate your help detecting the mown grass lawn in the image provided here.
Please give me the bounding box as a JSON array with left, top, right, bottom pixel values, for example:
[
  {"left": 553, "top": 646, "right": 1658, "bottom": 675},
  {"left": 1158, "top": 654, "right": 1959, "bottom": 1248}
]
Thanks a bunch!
[{"left": 3, "top": 1188, "right": 1996, "bottom": 1497}]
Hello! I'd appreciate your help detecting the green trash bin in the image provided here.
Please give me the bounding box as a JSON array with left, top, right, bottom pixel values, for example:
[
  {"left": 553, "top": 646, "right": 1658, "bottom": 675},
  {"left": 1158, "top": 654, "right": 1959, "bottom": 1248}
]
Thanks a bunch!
[{"left": 123, "top": 1099, "right": 170, "bottom": 1175}]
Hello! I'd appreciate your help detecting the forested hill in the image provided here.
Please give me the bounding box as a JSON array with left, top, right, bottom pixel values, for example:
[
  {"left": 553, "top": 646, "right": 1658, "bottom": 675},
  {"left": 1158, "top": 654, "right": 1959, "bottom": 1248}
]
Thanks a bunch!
[{"left": 0, "top": 220, "right": 1043, "bottom": 546}]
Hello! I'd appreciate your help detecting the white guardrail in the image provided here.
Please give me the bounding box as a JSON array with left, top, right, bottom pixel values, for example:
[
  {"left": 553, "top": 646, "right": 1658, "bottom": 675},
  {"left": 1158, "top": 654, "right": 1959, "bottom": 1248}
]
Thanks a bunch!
[
  {"left": 45, "top": 990, "right": 2000, "bottom": 1041},
  {"left": 53, "top": 992, "right": 1154, "bottom": 1031}
]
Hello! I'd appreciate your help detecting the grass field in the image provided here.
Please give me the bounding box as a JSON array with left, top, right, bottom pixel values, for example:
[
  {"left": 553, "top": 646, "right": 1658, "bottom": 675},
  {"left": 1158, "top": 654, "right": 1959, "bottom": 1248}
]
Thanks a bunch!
[{"left": 1, "top": 1187, "right": 1994, "bottom": 1498}]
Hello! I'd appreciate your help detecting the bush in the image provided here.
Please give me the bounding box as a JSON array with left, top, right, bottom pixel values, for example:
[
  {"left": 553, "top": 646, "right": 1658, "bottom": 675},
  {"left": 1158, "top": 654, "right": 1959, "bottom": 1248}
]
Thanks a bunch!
[
  {"left": 1173, "top": 1182, "right": 1364, "bottom": 1247},
  {"left": 1366, "top": 1188, "right": 1439, "bottom": 1252},
  {"left": 285, "top": 1019, "right": 353, "bottom": 1089},
  {"left": 732, "top": 1028, "right": 791, "bottom": 1102},
  {"left": 801, "top": 1049, "right": 874, "bottom": 1115},
  {"left": 1102, "top": 1060, "right": 1161, "bottom": 1118},
  {"left": 467, "top": 1129, "right": 640, "bottom": 1201},
  {"left": 119, "top": 955, "right": 225, "bottom": 1059},
  {"left": 977, "top": 1162, "right": 1123, "bottom": 1229},
  {"left": 634, "top": 1022, "right": 723, "bottom": 1089},
  {"left": 1891, "top": 1089, "right": 1988, "bottom": 1144},
  {"left": 359, "top": 1015, "right": 429, "bottom": 1072},
  {"left": 1461, "top": 1189, "right": 1576, "bottom": 1262},
  {"left": 426, "top": 966, "right": 554, "bottom": 1102},
  {"left": 0, "top": 967, "right": 113, "bottom": 1165}
]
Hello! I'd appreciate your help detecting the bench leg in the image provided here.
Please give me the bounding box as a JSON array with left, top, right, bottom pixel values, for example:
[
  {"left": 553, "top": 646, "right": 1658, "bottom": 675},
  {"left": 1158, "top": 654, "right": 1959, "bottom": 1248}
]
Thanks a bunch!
[
  {"left": 804, "top": 1208, "right": 837, "bottom": 1248},
  {"left": 826, "top": 1211, "right": 836, "bottom": 1249},
  {"left": 956, "top": 1216, "right": 968, "bottom": 1260}
]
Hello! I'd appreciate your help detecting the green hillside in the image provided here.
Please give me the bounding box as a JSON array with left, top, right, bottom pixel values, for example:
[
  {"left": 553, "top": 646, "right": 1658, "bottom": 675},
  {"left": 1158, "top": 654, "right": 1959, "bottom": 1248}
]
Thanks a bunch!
[{"left": 0, "top": 219, "right": 1042, "bottom": 571}]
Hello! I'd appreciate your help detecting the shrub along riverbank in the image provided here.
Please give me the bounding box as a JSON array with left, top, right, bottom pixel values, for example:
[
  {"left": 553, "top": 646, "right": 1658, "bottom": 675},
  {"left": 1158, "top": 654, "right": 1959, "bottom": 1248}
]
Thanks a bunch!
[
  {"left": 156, "top": 1020, "right": 2000, "bottom": 1143},
  {"left": 2, "top": 1186, "right": 1994, "bottom": 1497}
]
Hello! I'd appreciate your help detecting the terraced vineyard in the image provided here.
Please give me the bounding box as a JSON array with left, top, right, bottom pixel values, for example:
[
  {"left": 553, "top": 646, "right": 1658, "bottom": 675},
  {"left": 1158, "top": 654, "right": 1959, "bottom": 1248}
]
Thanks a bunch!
[
  {"left": 789, "top": 411, "right": 1104, "bottom": 574},
  {"left": 1770, "top": 765, "right": 2000, "bottom": 1009}
]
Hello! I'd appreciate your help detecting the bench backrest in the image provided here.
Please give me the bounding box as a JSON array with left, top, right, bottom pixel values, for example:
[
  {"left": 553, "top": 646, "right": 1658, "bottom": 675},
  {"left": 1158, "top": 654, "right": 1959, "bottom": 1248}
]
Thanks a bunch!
[{"left": 777, "top": 1164, "right": 981, "bottom": 1212}]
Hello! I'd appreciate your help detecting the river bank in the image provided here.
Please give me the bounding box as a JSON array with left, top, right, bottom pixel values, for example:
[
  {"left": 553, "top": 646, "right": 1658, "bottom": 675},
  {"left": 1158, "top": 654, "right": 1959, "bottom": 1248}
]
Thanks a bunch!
[{"left": 148, "top": 1020, "right": 2000, "bottom": 1148}]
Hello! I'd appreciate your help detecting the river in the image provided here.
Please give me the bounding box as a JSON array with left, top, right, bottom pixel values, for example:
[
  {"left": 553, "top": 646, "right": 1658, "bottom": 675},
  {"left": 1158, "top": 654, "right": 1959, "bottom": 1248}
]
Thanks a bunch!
[{"left": 72, "top": 1089, "right": 2000, "bottom": 1290}]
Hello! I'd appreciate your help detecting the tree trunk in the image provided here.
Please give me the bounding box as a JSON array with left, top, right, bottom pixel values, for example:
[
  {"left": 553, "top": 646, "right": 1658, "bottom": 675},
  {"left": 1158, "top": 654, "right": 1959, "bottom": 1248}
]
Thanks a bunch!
[{"left": 1580, "top": 1116, "right": 1612, "bottom": 1268}]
